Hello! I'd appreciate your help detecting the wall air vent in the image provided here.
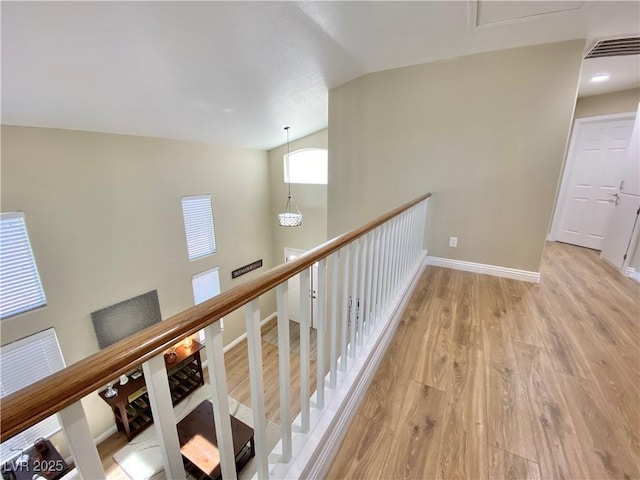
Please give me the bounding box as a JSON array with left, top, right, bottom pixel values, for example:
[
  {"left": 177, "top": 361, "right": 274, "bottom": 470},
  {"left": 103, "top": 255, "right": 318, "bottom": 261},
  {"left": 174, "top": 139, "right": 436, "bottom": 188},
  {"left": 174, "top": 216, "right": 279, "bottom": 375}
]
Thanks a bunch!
[{"left": 585, "top": 37, "right": 640, "bottom": 59}]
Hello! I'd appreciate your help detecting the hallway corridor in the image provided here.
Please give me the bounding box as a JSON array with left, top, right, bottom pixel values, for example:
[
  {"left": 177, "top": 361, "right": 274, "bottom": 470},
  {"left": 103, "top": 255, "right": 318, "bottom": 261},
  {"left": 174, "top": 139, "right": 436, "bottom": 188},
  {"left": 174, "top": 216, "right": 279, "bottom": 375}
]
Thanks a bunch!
[{"left": 327, "top": 242, "right": 639, "bottom": 479}]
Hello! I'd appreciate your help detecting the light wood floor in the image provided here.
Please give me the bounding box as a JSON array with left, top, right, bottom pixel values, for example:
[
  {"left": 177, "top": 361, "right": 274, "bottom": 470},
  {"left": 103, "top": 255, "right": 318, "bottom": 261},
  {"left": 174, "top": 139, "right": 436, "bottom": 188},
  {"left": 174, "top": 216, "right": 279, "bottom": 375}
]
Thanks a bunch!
[{"left": 327, "top": 242, "right": 640, "bottom": 479}]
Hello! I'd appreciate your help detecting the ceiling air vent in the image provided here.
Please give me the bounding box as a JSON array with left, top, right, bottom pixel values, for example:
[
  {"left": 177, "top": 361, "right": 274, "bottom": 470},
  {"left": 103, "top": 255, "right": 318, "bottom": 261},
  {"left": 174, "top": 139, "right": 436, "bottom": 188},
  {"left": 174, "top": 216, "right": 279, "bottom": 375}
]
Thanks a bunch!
[{"left": 585, "top": 37, "right": 640, "bottom": 59}]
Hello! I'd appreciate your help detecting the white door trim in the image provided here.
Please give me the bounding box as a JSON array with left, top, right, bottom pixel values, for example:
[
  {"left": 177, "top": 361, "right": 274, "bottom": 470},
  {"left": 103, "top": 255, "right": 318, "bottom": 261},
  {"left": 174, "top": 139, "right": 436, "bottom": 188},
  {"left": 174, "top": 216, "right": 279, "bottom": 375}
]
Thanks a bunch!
[{"left": 549, "top": 111, "right": 636, "bottom": 242}]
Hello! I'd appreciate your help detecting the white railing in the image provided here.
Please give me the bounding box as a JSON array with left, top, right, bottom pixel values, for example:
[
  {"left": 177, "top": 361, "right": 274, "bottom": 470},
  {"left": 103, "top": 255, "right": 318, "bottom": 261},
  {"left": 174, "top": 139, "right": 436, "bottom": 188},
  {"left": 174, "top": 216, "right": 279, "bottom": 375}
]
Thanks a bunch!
[{"left": 1, "top": 194, "right": 430, "bottom": 480}]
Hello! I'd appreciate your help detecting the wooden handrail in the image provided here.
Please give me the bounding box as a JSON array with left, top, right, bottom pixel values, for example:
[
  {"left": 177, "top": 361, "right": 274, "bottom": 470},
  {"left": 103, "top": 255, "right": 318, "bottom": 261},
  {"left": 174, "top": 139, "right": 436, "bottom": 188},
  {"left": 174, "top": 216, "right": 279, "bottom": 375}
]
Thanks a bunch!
[{"left": 0, "top": 193, "right": 430, "bottom": 441}]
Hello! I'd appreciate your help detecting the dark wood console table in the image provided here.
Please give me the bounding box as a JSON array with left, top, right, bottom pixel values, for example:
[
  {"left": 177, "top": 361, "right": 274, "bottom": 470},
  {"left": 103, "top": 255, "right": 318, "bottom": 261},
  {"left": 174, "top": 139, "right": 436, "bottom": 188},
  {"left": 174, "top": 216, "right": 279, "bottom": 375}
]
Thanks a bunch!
[{"left": 98, "top": 341, "right": 204, "bottom": 441}]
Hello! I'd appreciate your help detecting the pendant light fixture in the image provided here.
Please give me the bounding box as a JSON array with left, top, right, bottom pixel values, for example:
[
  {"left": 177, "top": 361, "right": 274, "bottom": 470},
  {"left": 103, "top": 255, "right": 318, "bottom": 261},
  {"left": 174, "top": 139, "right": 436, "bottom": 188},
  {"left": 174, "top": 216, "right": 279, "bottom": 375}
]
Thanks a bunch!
[{"left": 278, "top": 126, "right": 303, "bottom": 227}]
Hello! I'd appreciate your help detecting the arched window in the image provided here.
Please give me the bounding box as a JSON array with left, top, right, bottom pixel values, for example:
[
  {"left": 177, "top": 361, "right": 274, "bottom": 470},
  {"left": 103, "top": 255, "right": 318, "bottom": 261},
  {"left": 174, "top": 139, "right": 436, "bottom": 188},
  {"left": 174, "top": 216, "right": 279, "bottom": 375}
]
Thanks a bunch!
[{"left": 283, "top": 148, "right": 328, "bottom": 185}]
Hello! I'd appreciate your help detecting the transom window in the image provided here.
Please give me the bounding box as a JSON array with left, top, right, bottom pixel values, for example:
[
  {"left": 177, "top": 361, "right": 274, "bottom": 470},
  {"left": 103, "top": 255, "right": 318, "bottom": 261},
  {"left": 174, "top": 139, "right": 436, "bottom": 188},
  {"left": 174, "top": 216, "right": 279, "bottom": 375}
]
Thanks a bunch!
[{"left": 284, "top": 148, "right": 328, "bottom": 185}]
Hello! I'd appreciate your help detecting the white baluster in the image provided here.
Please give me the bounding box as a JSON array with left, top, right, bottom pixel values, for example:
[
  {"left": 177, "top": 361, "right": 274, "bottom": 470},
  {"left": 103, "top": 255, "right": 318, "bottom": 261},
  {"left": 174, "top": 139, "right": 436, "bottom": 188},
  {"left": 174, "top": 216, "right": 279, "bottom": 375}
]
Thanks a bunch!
[
  {"left": 142, "top": 354, "right": 186, "bottom": 480},
  {"left": 410, "top": 206, "right": 418, "bottom": 263},
  {"left": 349, "top": 239, "right": 360, "bottom": 358},
  {"left": 392, "top": 216, "right": 401, "bottom": 293},
  {"left": 384, "top": 220, "right": 393, "bottom": 309},
  {"left": 300, "top": 268, "right": 311, "bottom": 432},
  {"left": 276, "top": 283, "right": 292, "bottom": 462},
  {"left": 204, "top": 321, "right": 237, "bottom": 480},
  {"left": 244, "top": 299, "right": 269, "bottom": 479},
  {"left": 364, "top": 232, "right": 375, "bottom": 337},
  {"left": 316, "top": 258, "right": 327, "bottom": 409},
  {"left": 357, "top": 237, "right": 367, "bottom": 346},
  {"left": 381, "top": 222, "right": 391, "bottom": 312},
  {"left": 58, "top": 401, "right": 106, "bottom": 480},
  {"left": 415, "top": 204, "right": 422, "bottom": 259},
  {"left": 340, "top": 244, "right": 350, "bottom": 372},
  {"left": 402, "top": 211, "right": 410, "bottom": 278},
  {"left": 398, "top": 213, "right": 406, "bottom": 282},
  {"left": 371, "top": 228, "right": 382, "bottom": 326},
  {"left": 422, "top": 199, "right": 429, "bottom": 252},
  {"left": 329, "top": 251, "right": 340, "bottom": 388}
]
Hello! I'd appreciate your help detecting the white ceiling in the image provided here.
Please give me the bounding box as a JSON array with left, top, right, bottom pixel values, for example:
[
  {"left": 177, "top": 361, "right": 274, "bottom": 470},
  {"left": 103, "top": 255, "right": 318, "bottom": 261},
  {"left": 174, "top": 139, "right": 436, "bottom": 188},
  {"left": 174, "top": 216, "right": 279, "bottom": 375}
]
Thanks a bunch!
[{"left": 2, "top": 1, "right": 639, "bottom": 149}]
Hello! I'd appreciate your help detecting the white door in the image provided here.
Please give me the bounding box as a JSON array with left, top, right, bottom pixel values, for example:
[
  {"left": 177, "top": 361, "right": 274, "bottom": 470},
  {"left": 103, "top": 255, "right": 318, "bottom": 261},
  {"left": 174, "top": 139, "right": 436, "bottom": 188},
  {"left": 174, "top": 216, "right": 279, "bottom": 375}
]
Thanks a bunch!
[
  {"left": 601, "top": 104, "right": 640, "bottom": 269},
  {"left": 284, "top": 248, "right": 318, "bottom": 328},
  {"left": 554, "top": 116, "right": 634, "bottom": 249}
]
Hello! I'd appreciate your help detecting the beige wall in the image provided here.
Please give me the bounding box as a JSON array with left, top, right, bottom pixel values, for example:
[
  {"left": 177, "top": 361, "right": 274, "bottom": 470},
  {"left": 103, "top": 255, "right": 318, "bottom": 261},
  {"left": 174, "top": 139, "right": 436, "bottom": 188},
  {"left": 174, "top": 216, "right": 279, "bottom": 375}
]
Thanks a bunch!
[
  {"left": 0, "top": 126, "right": 276, "bottom": 441},
  {"left": 574, "top": 88, "right": 640, "bottom": 118},
  {"left": 328, "top": 40, "right": 584, "bottom": 272},
  {"left": 268, "top": 129, "right": 328, "bottom": 261}
]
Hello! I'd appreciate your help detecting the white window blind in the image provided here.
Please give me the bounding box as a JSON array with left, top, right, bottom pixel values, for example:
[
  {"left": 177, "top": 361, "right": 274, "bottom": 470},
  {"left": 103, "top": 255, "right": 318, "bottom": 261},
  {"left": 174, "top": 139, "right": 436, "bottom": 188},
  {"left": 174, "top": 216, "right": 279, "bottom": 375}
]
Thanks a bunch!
[
  {"left": 0, "top": 212, "right": 47, "bottom": 320},
  {"left": 284, "top": 148, "right": 328, "bottom": 185},
  {"left": 0, "top": 328, "right": 65, "bottom": 464},
  {"left": 181, "top": 195, "right": 216, "bottom": 260},
  {"left": 192, "top": 267, "right": 223, "bottom": 339},
  {"left": 192, "top": 267, "right": 221, "bottom": 305}
]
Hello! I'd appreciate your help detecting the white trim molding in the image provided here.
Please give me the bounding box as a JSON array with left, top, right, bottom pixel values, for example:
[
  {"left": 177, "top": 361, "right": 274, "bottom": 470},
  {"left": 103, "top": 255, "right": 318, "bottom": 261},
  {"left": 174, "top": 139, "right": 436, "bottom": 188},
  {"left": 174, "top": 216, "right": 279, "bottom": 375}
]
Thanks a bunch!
[
  {"left": 426, "top": 256, "right": 540, "bottom": 283},
  {"left": 625, "top": 267, "right": 640, "bottom": 283}
]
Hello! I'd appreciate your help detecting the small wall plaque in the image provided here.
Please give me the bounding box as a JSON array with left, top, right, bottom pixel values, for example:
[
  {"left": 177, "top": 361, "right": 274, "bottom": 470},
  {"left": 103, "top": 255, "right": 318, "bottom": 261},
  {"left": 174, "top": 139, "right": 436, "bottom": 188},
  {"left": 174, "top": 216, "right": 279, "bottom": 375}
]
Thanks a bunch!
[{"left": 232, "top": 259, "right": 263, "bottom": 279}]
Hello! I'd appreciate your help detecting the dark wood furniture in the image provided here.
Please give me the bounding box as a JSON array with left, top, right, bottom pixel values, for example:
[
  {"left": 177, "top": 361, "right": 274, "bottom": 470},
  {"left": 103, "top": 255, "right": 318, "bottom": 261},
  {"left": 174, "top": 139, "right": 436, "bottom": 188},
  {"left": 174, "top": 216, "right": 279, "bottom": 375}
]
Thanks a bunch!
[
  {"left": 98, "top": 341, "right": 204, "bottom": 441},
  {"left": 1, "top": 439, "right": 68, "bottom": 480},
  {"left": 176, "top": 400, "right": 255, "bottom": 480}
]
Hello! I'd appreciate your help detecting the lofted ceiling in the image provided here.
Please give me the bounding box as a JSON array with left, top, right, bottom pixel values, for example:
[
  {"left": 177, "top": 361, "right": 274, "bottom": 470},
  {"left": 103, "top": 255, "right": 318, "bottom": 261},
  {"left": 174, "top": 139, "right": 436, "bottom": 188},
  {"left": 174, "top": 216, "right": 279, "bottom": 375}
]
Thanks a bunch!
[{"left": 2, "top": 1, "right": 639, "bottom": 149}]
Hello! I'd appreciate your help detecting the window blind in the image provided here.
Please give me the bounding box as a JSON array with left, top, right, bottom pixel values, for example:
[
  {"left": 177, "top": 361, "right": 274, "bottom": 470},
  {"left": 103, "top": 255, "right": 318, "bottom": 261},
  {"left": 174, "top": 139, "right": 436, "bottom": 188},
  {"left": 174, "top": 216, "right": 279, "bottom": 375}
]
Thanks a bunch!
[
  {"left": 181, "top": 195, "right": 216, "bottom": 260},
  {"left": 0, "top": 328, "right": 65, "bottom": 464},
  {"left": 0, "top": 212, "right": 47, "bottom": 319},
  {"left": 192, "top": 267, "right": 223, "bottom": 338},
  {"left": 192, "top": 267, "right": 221, "bottom": 305}
]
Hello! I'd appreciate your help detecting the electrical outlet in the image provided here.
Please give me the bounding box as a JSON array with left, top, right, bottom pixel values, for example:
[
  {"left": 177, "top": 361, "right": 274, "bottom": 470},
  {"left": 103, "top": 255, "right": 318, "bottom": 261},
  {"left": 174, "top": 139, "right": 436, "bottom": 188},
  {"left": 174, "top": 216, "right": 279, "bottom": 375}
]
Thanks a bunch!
[{"left": 449, "top": 236, "right": 458, "bottom": 248}]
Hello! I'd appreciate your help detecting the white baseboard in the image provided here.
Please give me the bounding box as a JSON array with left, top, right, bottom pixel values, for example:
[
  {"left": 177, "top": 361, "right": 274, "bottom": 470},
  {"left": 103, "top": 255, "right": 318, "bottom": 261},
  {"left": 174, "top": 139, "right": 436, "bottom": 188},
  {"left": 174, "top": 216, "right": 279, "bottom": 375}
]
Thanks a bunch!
[
  {"left": 426, "top": 256, "right": 540, "bottom": 283},
  {"left": 222, "top": 311, "right": 276, "bottom": 353},
  {"left": 94, "top": 425, "right": 117, "bottom": 445},
  {"left": 546, "top": 233, "right": 553, "bottom": 242},
  {"left": 625, "top": 267, "right": 640, "bottom": 283}
]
